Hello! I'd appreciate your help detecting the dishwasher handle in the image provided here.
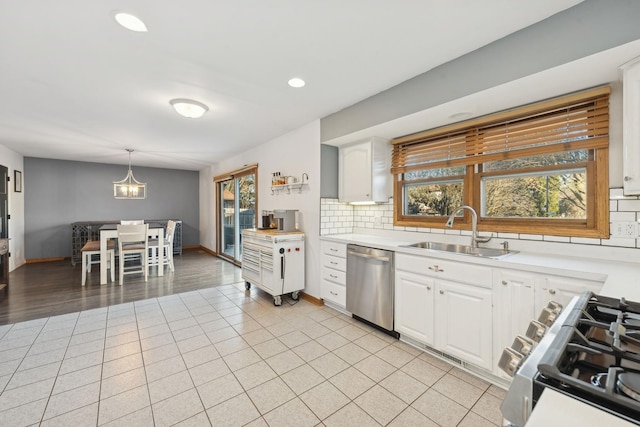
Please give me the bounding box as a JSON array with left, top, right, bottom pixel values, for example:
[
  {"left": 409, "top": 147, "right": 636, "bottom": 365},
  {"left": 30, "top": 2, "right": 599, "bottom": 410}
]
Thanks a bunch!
[{"left": 347, "top": 250, "right": 390, "bottom": 263}]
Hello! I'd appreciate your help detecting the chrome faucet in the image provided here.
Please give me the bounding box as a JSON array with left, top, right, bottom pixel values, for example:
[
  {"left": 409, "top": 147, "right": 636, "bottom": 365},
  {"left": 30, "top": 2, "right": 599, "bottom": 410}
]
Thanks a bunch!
[{"left": 445, "top": 205, "right": 492, "bottom": 248}]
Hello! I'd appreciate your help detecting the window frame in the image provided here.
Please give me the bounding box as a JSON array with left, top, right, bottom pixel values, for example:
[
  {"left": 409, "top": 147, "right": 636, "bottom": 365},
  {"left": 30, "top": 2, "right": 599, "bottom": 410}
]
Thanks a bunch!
[{"left": 391, "top": 87, "right": 610, "bottom": 238}]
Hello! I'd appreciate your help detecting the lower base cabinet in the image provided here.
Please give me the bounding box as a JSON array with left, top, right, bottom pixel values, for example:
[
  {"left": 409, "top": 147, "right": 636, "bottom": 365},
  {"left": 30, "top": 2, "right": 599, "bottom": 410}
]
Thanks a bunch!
[
  {"left": 395, "top": 270, "right": 434, "bottom": 346},
  {"left": 435, "top": 279, "right": 493, "bottom": 370}
]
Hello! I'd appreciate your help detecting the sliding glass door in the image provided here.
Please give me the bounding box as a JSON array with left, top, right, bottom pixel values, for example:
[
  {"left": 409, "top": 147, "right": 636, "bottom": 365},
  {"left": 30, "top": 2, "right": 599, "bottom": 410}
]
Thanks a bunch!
[{"left": 216, "top": 167, "right": 256, "bottom": 264}]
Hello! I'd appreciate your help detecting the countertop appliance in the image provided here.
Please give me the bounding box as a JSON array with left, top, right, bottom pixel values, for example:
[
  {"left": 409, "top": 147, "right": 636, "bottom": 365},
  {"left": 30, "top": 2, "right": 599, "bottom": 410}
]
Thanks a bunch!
[
  {"left": 273, "top": 209, "right": 297, "bottom": 232},
  {"left": 346, "top": 244, "right": 396, "bottom": 336},
  {"left": 241, "top": 228, "right": 304, "bottom": 306},
  {"left": 500, "top": 291, "right": 640, "bottom": 426}
]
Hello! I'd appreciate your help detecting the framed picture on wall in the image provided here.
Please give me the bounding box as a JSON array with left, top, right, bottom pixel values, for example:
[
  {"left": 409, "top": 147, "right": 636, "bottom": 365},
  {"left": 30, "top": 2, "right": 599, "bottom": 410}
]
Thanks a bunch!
[{"left": 14, "top": 170, "right": 21, "bottom": 193}]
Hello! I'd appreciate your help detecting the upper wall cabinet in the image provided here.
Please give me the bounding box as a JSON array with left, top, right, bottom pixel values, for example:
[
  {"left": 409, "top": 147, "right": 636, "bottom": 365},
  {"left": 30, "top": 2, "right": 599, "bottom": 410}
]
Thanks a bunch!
[
  {"left": 338, "top": 137, "right": 391, "bottom": 203},
  {"left": 622, "top": 56, "right": 640, "bottom": 195}
]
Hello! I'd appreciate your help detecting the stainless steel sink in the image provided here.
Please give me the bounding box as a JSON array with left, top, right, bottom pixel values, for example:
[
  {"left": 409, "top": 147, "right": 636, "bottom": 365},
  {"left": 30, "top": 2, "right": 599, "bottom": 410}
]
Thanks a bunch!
[{"left": 401, "top": 241, "right": 517, "bottom": 259}]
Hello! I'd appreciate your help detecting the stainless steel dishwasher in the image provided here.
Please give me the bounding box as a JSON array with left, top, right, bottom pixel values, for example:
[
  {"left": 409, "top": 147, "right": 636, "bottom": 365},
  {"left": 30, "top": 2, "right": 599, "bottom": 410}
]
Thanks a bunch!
[{"left": 346, "top": 244, "right": 396, "bottom": 336}]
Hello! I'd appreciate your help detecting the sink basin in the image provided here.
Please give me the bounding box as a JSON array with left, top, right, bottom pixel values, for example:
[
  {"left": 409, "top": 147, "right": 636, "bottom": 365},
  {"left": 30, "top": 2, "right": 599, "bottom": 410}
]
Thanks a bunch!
[{"left": 401, "top": 241, "right": 517, "bottom": 259}]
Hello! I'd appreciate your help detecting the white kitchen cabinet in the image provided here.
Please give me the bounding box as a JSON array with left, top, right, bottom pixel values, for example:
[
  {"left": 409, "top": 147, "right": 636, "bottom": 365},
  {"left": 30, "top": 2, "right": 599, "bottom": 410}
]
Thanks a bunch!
[
  {"left": 321, "top": 241, "right": 347, "bottom": 309},
  {"left": 395, "top": 253, "right": 494, "bottom": 371},
  {"left": 493, "top": 269, "right": 536, "bottom": 379},
  {"left": 534, "top": 274, "right": 602, "bottom": 315},
  {"left": 338, "top": 137, "right": 391, "bottom": 203},
  {"left": 435, "top": 278, "right": 493, "bottom": 371},
  {"left": 395, "top": 270, "right": 435, "bottom": 345},
  {"left": 621, "top": 56, "right": 640, "bottom": 195}
]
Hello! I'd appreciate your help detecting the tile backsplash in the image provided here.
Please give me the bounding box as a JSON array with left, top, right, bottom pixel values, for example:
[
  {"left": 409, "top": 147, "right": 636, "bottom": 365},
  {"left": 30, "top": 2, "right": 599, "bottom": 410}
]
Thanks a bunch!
[{"left": 320, "top": 188, "right": 640, "bottom": 249}]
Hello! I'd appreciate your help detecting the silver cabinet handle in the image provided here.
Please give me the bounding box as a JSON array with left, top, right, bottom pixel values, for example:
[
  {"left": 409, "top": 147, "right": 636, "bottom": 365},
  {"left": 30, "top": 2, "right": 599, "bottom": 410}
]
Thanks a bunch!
[
  {"left": 426, "top": 286, "right": 431, "bottom": 291},
  {"left": 329, "top": 248, "right": 338, "bottom": 252},
  {"left": 439, "top": 290, "right": 444, "bottom": 295},
  {"left": 549, "top": 289, "right": 556, "bottom": 295},
  {"left": 502, "top": 280, "right": 508, "bottom": 286},
  {"left": 625, "top": 176, "right": 632, "bottom": 182},
  {"left": 329, "top": 261, "right": 338, "bottom": 265},
  {"left": 329, "top": 274, "right": 338, "bottom": 279},
  {"left": 330, "top": 291, "right": 338, "bottom": 296},
  {"left": 428, "top": 265, "right": 443, "bottom": 272}
]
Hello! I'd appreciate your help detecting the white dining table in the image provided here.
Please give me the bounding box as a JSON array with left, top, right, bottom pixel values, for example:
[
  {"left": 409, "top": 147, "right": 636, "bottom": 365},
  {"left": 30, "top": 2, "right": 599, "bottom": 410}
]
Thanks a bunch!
[{"left": 99, "top": 223, "right": 164, "bottom": 285}]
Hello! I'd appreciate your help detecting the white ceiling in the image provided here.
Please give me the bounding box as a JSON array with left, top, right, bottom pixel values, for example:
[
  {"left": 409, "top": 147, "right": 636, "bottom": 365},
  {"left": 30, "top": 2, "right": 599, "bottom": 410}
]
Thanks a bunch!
[{"left": 0, "top": 0, "right": 584, "bottom": 170}]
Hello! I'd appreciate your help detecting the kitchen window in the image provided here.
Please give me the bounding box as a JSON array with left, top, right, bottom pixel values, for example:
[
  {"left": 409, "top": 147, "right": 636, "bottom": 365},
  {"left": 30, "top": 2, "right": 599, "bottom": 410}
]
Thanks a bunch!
[{"left": 391, "top": 86, "right": 610, "bottom": 237}]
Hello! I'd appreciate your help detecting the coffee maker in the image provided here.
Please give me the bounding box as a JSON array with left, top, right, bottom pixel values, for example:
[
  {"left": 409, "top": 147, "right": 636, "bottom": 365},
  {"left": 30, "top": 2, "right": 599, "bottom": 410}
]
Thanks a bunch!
[
  {"left": 261, "top": 210, "right": 275, "bottom": 229},
  {"left": 273, "top": 210, "right": 297, "bottom": 232}
]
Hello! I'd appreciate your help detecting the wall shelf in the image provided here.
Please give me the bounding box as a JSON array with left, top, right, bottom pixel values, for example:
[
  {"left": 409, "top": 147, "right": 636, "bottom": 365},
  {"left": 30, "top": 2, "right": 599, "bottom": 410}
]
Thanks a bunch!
[{"left": 271, "top": 183, "right": 306, "bottom": 194}]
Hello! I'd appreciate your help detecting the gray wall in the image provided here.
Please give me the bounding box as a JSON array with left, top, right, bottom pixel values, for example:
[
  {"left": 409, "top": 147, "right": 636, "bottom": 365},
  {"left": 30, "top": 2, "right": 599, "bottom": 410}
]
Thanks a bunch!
[
  {"left": 24, "top": 157, "right": 199, "bottom": 259},
  {"left": 321, "top": 0, "right": 640, "bottom": 141},
  {"left": 320, "top": 144, "right": 338, "bottom": 198}
]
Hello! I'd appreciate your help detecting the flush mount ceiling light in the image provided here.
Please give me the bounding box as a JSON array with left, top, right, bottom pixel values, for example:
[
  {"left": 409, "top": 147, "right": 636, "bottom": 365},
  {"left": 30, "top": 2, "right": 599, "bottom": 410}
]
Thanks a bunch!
[
  {"left": 114, "top": 12, "right": 148, "bottom": 32},
  {"left": 288, "top": 78, "right": 306, "bottom": 88},
  {"left": 169, "top": 99, "right": 209, "bottom": 119},
  {"left": 449, "top": 112, "right": 473, "bottom": 120},
  {"left": 113, "top": 149, "right": 146, "bottom": 199}
]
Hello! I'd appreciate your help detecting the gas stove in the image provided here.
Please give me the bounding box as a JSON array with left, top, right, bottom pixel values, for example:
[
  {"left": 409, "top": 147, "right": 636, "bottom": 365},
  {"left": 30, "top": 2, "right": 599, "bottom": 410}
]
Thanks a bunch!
[{"left": 501, "top": 292, "right": 640, "bottom": 426}]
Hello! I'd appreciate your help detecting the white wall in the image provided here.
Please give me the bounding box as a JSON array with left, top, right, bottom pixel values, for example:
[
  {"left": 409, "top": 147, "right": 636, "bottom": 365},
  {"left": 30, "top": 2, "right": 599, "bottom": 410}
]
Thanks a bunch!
[
  {"left": 200, "top": 120, "right": 322, "bottom": 298},
  {"left": 0, "top": 145, "right": 25, "bottom": 271}
]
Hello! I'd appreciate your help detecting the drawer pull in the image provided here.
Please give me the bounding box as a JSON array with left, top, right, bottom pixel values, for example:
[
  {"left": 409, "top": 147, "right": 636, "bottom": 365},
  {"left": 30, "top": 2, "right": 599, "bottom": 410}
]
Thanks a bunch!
[
  {"left": 329, "top": 274, "right": 338, "bottom": 279},
  {"left": 549, "top": 289, "right": 556, "bottom": 295},
  {"left": 502, "top": 280, "right": 508, "bottom": 286},
  {"left": 426, "top": 286, "right": 431, "bottom": 291},
  {"left": 439, "top": 290, "right": 444, "bottom": 295},
  {"left": 330, "top": 291, "right": 338, "bottom": 296},
  {"left": 428, "top": 265, "right": 443, "bottom": 272},
  {"left": 330, "top": 248, "right": 338, "bottom": 252},
  {"left": 330, "top": 261, "right": 338, "bottom": 265}
]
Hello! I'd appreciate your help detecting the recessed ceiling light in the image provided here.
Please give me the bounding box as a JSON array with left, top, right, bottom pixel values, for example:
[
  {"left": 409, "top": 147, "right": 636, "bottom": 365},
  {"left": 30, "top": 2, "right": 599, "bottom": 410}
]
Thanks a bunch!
[
  {"left": 114, "top": 12, "right": 148, "bottom": 32},
  {"left": 449, "top": 112, "right": 472, "bottom": 120},
  {"left": 169, "top": 99, "right": 209, "bottom": 119},
  {"left": 288, "top": 78, "right": 306, "bottom": 88}
]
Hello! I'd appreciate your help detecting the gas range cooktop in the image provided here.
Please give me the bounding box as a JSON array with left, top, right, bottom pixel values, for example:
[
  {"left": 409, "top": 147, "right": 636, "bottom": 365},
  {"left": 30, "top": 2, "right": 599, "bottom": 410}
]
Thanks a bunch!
[
  {"left": 535, "top": 294, "right": 640, "bottom": 424},
  {"left": 502, "top": 292, "right": 640, "bottom": 426}
]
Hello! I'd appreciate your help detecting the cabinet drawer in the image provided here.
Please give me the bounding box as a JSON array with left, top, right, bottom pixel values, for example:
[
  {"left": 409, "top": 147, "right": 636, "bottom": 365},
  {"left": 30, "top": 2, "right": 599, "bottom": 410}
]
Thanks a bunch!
[
  {"left": 322, "top": 241, "right": 346, "bottom": 258},
  {"left": 396, "top": 254, "right": 492, "bottom": 288},
  {"left": 323, "top": 254, "right": 346, "bottom": 271},
  {"left": 322, "top": 266, "right": 346, "bottom": 285},
  {"left": 322, "top": 280, "right": 346, "bottom": 307}
]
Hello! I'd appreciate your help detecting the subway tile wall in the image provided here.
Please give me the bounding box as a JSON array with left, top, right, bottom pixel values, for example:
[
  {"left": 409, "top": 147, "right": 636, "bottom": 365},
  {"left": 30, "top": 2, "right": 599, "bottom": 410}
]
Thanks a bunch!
[{"left": 320, "top": 188, "right": 640, "bottom": 249}]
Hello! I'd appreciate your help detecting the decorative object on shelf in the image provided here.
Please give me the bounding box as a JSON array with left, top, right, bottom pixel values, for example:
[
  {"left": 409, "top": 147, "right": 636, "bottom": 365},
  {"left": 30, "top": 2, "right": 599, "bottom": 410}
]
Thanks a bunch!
[
  {"left": 13, "top": 170, "right": 21, "bottom": 193},
  {"left": 270, "top": 172, "right": 309, "bottom": 194},
  {"left": 113, "top": 149, "right": 147, "bottom": 199},
  {"left": 169, "top": 98, "right": 208, "bottom": 119}
]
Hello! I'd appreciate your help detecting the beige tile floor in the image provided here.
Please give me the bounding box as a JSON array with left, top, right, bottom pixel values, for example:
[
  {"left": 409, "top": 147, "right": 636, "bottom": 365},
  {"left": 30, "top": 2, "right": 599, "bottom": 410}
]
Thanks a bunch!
[{"left": 0, "top": 282, "right": 506, "bottom": 426}]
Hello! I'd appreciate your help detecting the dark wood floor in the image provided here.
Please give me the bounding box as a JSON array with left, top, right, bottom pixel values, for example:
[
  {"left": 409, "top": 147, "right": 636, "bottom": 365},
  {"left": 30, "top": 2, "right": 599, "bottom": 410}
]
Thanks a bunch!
[{"left": 0, "top": 249, "right": 243, "bottom": 325}]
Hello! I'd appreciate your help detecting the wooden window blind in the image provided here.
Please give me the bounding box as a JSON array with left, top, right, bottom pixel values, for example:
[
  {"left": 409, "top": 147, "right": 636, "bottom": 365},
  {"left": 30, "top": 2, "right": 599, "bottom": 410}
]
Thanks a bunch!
[{"left": 391, "top": 86, "right": 610, "bottom": 174}]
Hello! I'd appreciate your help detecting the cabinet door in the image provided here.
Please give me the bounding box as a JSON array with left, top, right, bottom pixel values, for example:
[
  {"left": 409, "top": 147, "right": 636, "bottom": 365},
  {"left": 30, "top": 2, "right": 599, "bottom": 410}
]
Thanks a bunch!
[
  {"left": 535, "top": 275, "right": 602, "bottom": 315},
  {"left": 395, "top": 270, "right": 435, "bottom": 345},
  {"left": 435, "top": 279, "right": 493, "bottom": 370},
  {"left": 495, "top": 270, "right": 535, "bottom": 347},
  {"left": 339, "top": 142, "right": 372, "bottom": 202},
  {"left": 622, "top": 57, "right": 640, "bottom": 195}
]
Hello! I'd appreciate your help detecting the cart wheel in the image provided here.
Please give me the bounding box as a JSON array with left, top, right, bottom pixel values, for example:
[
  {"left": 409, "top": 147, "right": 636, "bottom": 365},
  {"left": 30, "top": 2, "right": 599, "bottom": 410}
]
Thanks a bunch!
[
  {"left": 273, "top": 295, "right": 282, "bottom": 306},
  {"left": 291, "top": 291, "right": 299, "bottom": 301},
  {"left": 245, "top": 282, "right": 251, "bottom": 290}
]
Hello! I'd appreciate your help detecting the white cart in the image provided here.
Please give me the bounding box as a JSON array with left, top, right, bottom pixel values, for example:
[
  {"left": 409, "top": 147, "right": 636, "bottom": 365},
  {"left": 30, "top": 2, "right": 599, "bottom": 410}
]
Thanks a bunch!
[{"left": 241, "top": 229, "right": 305, "bottom": 306}]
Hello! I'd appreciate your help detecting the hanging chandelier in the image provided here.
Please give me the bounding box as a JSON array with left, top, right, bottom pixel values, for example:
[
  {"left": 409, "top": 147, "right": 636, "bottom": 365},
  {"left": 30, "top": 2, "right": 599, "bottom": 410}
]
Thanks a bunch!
[{"left": 113, "top": 149, "right": 147, "bottom": 199}]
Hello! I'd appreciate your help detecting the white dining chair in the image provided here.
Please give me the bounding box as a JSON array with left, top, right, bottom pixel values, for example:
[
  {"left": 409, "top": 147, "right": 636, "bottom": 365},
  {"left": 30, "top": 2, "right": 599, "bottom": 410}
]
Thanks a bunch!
[
  {"left": 148, "top": 220, "right": 176, "bottom": 272},
  {"left": 81, "top": 240, "right": 115, "bottom": 285},
  {"left": 117, "top": 223, "right": 148, "bottom": 285}
]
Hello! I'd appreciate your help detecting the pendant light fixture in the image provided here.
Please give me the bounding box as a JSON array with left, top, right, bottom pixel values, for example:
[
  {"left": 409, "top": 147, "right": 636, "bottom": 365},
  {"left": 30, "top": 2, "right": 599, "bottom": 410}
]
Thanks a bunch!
[{"left": 113, "top": 149, "right": 147, "bottom": 199}]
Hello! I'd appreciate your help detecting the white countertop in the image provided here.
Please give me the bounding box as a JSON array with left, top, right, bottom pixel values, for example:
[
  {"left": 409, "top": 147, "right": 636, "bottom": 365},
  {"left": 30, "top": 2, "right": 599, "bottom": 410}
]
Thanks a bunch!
[
  {"left": 320, "top": 233, "right": 640, "bottom": 300},
  {"left": 321, "top": 232, "right": 640, "bottom": 426}
]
